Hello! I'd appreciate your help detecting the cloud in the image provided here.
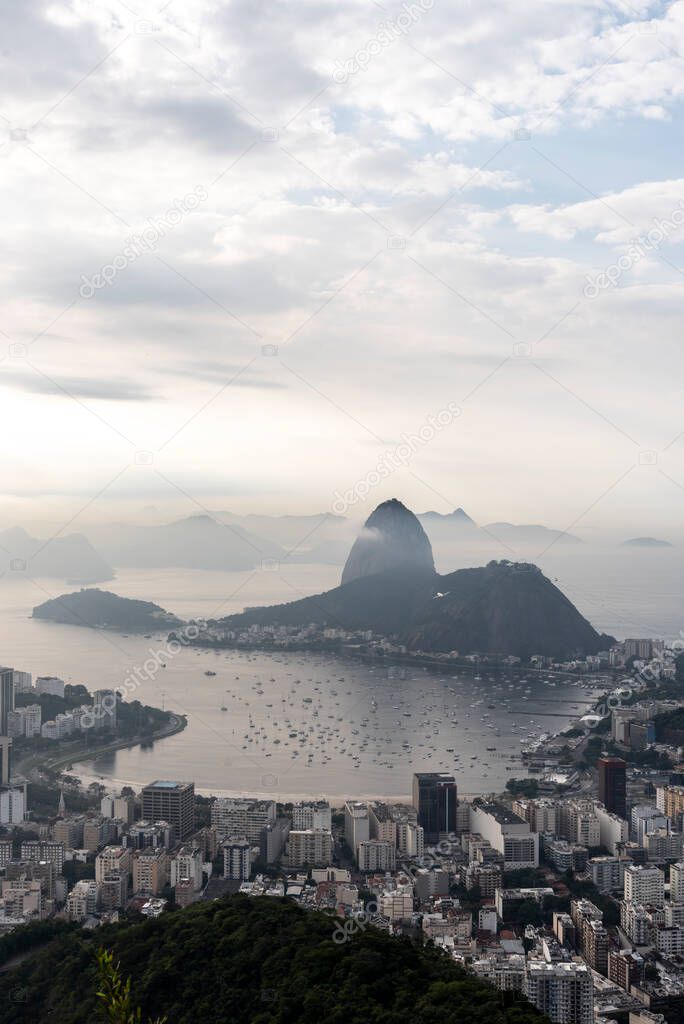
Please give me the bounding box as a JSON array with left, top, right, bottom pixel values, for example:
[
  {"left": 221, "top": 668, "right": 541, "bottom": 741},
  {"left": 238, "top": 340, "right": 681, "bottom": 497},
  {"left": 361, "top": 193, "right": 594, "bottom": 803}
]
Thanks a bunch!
[
  {"left": 0, "top": 368, "right": 155, "bottom": 402},
  {"left": 0, "top": 0, "right": 682, "bottom": 527},
  {"left": 160, "top": 362, "right": 287, "bottom": 389}
]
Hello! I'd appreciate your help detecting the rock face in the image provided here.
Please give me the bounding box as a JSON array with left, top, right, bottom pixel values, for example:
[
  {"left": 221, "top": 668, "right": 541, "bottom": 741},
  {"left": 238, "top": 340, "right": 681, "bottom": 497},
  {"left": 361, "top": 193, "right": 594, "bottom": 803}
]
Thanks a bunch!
[
  {"left": 341, "top": 499, "right": 435, "bottom": 585},
  {"left": 212, "top": 500, "right": 614, "bottom": 659},
  {"left": 218, "top": 562, "right": 613, "bottom": 660}
]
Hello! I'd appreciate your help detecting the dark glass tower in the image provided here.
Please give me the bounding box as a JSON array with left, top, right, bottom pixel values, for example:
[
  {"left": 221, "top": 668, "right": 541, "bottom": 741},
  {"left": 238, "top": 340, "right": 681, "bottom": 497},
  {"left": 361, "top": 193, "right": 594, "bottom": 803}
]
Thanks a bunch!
[
  {"left": 598, "top": 757, "right": 627, "bottom": 819},
  {"left": 412, "top": 772, "right": 457, "bottom": 843}
]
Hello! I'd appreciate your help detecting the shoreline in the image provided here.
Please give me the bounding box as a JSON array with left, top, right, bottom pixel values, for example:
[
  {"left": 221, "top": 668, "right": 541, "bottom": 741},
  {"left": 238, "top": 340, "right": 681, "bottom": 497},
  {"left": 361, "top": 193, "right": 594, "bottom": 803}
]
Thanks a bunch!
[
  {"left": 62, "top": 764, "right": 493, "bottom": 809},
  {"left": 15, "top": 712, "right": 188, "bottom": 779}
]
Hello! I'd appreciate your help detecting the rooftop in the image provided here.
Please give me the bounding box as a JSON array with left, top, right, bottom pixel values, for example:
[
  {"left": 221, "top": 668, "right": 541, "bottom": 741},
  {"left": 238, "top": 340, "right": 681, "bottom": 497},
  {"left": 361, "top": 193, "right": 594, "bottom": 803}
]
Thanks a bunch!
[
  {"left": 475, "top": 801, "right": 526, "bottom": 826},
  {"left": 145, "top": 780, "right": 190, "bottom": 790}
]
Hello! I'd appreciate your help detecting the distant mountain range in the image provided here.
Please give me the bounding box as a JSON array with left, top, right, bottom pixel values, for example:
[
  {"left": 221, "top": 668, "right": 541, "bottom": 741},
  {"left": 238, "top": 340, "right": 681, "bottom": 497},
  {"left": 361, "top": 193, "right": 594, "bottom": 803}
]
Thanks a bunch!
[
  {"left": 214, "top": 499, "right": 613, "bottom": 658},
  {"left": 5, "top": 507, "right": 671, "bottom": 583},
  {"left": 416, "top": 508, "right": 581, "bottom": 547},
  {"left": 83, "top": 515, "right": 284, "bottom": 572},
  {"left": 77, "top": 506, "right": 582, "bottom": 573},
  {"left": 0, "top": 527, "right": 113, "bottom": 583}
]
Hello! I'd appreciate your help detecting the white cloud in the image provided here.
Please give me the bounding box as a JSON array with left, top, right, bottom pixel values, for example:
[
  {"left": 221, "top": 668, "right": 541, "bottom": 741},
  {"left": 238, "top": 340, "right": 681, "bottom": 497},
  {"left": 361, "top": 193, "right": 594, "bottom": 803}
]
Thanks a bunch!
[{"left": 0, "top": 0, "right": 682, "bottom": 528}]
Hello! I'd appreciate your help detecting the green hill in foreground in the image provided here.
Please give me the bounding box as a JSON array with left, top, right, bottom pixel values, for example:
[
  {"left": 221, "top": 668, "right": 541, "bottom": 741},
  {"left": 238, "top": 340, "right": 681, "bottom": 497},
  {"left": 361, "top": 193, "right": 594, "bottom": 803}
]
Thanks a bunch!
[{"left": 0, "top": 895, "right": 545, "bottom": 1024}]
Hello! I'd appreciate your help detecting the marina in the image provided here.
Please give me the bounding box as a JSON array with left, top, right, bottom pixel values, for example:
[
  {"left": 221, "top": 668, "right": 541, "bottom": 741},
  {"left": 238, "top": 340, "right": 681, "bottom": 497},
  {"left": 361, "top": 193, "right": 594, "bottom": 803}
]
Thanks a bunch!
[{"left": 72, "top": 646, "right": 603, "bottom": 800}]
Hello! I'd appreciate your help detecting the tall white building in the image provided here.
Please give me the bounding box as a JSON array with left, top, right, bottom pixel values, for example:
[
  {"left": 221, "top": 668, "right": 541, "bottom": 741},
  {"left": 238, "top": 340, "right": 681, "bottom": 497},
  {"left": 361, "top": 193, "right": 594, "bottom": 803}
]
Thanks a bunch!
[
  {"left": 95, "top": 846, "right": 132, "bottom": 884},
  {"left": 23, "top": 704, "right": 41, "bottom": 738},
  {"left": 222, "top": 837, "right": 251, "bottom": 880},
  {"left": 470, "top": 802, "right": 539, "bottom": 868},
  {"left": 670, "top": 861, "right": 684, "bottom": 902},
  {"left": 93, "top": 689, "right": 117, "bottom": 730},
  {"left": 624, "top": 865, "right": 664, "bottom": 907},
  {"left": 0, "top": 786, "right": 25, "bottom": 825},
  {"left": 7, "top": 708, "right": 25, "bottom": 738},
  {"left": 287, "top": 829, "right": 333, "bottom": 867},
  {"left": 559, "top": 801, "right": 600, "bottom": 847},
  {"left": 292, "top": 801, "right": 332, "bottom": 831},
  {"left": 357, "top": 839, "right": 396, "bottom": 872},
  {"left": 588, "top": 856, "right": 629, "bottom": 894},
  {"left": 397, "top": 821, "right": 424, "bottom": 859},
  {"left": 512, "top": 798, "right": 557, "bottom": 835},
  {"left": 344, "top": 801, "right": 370, "bottom": 858},
  {"left": 170, "top": 846, "right": 203, "bottom": 890},
  {"left": 66, "top": 880, "right": 99, "bottom": 921},
  {"left": 631, "top": 805, "right": 668, "bottom": 844},
  {"left": 35, "top": 676, "right": 65, "bottom": 698},
  {"left": 524, "top": 961, "right": 593, "bottom": 1024},
  {"left": 13, "top": 671, "right": 32, "bottom": 692},
  {"left": 596, "top": 805, "right": 629, "bottom": 855},
  {"left": 211, "top": 798, "right": 276, "bottom": 841}
]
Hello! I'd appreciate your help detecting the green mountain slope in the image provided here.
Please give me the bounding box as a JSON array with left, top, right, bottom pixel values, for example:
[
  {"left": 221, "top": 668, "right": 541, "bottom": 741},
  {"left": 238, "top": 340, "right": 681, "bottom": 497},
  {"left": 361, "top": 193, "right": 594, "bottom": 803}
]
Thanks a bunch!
[
  {"left": 0, "top": 895, "right": 546, "bottom": 1024},
  {"left": 218, "top": 560, "right": 612, "bottom": 659}
]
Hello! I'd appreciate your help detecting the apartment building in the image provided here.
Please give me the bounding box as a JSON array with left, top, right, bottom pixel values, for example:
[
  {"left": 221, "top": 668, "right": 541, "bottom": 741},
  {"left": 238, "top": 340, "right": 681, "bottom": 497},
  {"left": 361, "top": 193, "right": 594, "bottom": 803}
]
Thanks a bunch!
[
  {"left": 287, "top": 829, "right": 333, "bottom": 868},
  {"left": 624, "top": 865, "right": 665, "bottom": 907},
  {"left": 470, "top": 802, "right": 539, "bottom": 869},
  {"left": 357, "top": 840, "right": 396, "bottom": 872},
  {"left": 132, "top": 847, "right": 170, "bottom": 895},
  {"left": 95, "top": 846, "right": 132, "bottom": 884},
  {"left": 222, "top": 837, "right": 251, "bottom": 881},
  {"left": 211, "top": 797, "right": 275, "bottom": 842},
  {"left": 292, "top": 801, "right": 332, "bottom": 831},
  {"left": 524, "top": 962, "right": 593, "bottom": 1024}
]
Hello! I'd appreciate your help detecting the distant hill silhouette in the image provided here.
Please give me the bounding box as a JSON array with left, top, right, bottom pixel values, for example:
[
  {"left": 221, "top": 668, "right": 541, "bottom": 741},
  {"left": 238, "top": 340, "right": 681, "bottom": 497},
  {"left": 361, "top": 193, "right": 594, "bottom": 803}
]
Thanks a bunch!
[
  {"left": 0, "top": 526, "right": 112, "bottom": 582},
  {"left": 32, "top": 588, "right": 182, "bottom": 632},
  {"left": 621, "top": 536, "right": 673, "bottom": 548}
]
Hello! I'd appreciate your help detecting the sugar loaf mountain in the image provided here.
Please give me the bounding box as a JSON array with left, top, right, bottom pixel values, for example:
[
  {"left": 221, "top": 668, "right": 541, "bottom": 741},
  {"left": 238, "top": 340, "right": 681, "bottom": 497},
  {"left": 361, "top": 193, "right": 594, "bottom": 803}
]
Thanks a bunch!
[{"left": 216, "top": 499, "right": 613, "bottom": 659}]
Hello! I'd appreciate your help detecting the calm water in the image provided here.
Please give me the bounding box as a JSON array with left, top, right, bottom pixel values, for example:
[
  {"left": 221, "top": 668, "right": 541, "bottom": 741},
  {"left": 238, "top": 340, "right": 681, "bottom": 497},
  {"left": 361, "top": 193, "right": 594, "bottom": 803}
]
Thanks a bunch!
[{"left": 0, "top": 547, "right": 679, "bottom": 800}]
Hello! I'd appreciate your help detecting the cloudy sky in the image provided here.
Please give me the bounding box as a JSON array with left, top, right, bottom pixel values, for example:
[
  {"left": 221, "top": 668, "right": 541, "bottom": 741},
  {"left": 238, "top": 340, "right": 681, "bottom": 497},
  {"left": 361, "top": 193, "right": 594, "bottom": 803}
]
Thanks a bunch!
[{"left": 1, "top": 0, "right": 684, "bottom": 533}]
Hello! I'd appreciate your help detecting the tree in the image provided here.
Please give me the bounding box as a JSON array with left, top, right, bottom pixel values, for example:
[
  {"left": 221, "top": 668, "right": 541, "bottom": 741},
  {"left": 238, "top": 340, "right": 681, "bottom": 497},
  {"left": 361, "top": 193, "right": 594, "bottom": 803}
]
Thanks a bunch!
[
  {"left": 96, "top": 949, "right": 166, "bottom": 1024},
  {"left": 514, "top": 900, "right": 544, "bottom": 928}
]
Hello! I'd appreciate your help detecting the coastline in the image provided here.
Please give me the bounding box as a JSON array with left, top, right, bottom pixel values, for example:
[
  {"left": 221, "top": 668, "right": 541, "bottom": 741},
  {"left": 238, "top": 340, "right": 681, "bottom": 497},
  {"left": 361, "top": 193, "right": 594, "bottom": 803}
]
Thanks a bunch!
[{"left": 15, "top": 712, "right": 188, "bottom": 779}]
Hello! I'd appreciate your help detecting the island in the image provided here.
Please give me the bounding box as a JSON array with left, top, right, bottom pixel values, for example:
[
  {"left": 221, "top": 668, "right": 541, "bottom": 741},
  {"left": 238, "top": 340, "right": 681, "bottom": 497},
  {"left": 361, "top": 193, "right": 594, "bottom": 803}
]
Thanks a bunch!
[
  {"left": 621, "top": 536, "right": 674, "bottom": 548},
  {"left": 32, "top": 588, "right": 183, "bottom": 632}
]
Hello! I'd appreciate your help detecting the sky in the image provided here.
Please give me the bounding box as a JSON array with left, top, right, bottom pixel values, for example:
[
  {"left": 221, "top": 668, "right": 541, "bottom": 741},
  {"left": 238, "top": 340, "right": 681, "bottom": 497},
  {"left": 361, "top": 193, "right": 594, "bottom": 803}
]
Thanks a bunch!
[{"left": 1, "top": 0, "right": 684, "bottom": 534}]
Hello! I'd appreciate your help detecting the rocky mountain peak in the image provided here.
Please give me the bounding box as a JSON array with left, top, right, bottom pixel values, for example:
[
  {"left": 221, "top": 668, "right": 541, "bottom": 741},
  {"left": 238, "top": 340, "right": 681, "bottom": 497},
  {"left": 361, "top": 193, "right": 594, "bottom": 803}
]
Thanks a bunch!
[{"left": 341, "top": 499, "right": 435, "bottom": 586}]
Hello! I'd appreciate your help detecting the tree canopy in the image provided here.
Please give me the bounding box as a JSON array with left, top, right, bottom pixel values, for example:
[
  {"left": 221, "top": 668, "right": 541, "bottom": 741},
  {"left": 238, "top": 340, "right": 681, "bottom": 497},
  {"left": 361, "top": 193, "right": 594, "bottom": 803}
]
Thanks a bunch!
[{"left": 0, "top": 895, "right": 548, "bottom": 1024}]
